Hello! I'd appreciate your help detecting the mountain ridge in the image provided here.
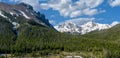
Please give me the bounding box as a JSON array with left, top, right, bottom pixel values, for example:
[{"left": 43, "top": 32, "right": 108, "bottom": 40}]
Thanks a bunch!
[{"left": 55, "top": 21, "right": 119, "bottom": 34}]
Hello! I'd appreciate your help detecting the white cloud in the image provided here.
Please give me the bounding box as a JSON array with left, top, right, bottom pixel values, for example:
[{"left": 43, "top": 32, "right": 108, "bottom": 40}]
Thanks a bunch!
[
  {"left": 75, "top": 0, "right": 103, "bottom": 8},
  {"left": 40, "top": 0, "right": 104, "bottom": 18},
  {"left": 58, "top": 18, "right": 95, "bottom": 26},
  {"left": 50, "top": 15, "right": 55, "bottom": 18},
  {"left": 40, "top": 3, "right": 50, "bottom": 10},
  {"left": 70, "top": 10, "right": 82, "bottom": 18},
  {"left": 109, "top": 0, "right": 120, "bottom": 7},
  {"left": 49, "top": 20, "right": 56, "bottom": 25},
  {"left": 10, "top": 0, "right": 40, "bottom": 11},
  {"left": 69, "top": 18, "right": 95, "bottom": 26},
  {"left": 83, "top": 8, "right": 98, "bottom": 16}
]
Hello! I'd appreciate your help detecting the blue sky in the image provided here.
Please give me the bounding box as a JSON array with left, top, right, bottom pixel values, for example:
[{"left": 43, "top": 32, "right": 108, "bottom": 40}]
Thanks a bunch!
[
  {"left": 1, "top": 0, "right": 120, "bottom": 26},
  {"left": 39, "top": 0, "right": 120, "bottom": 25}
]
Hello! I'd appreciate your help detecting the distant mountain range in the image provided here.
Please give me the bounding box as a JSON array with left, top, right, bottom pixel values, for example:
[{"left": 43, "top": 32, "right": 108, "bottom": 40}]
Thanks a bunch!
[{"left": 55, "top": 21, "right": 119, "bottom": 34}]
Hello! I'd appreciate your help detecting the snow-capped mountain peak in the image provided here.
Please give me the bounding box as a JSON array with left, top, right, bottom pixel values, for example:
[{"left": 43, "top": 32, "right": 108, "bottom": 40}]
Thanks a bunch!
[
  {"left": 80, "top": 22, "right": 111, "bottom": 34},
  {"left": 55, "top": 22, "right": 81, "bottom": 33},
  {"left": 55, "top": 21, "right": 117, "bottom": 34}
]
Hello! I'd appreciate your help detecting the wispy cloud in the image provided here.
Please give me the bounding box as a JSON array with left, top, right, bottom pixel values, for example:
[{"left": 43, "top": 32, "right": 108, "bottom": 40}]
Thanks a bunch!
[
  {"left": 49, "top": 20, "right": 56, "bottom": 25},
  {"left": 10, "top": 0, "right": 40, "bottom": 11},
  {"left": 50, "top": 15, "right": 55, "bottom": 18},
  {"left": 40, "top": 0, "right": 104, "bottom": 18},
  {"left": 109, "top": 0, "right": 120, "bottom": 7},
  {"left": 57, "top": 18, "right": 95, "bottom": 26}
]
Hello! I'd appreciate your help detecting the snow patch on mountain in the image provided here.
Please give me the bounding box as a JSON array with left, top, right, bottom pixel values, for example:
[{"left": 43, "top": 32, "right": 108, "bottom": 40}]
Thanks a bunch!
[
  {"left": 55, "top": 21, "right": 119, "bottom": 34},
  {"left": 111, "top": 21, "right": 120, "bottom": 26},
  {"left": 10, "top": 12, "right": 14, "bottom": 16},
  {"left": 0, "top": 10, "right": 20, "bottom": 35},
  {"left": 19, "top": 10, "right": 30, "bottom": 19},
  {"left": 12, "top": 22, "right": 20, "bottom": 29},
  {"left": 0, "top": 11, "right": 7, "bottom": 18},
  {"left": 11, "top": 22, "right": 20, "bottom": 35}
]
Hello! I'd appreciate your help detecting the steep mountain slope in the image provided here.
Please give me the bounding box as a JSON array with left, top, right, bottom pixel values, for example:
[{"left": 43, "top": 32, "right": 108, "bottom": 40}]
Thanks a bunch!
[
  {"left": 0, "top": 2, "right": 55, "bottom": 53},
  {"left": 55, "top": 21, "right": 117, "bottom": 34},
  {"left": 0, "top": 2, "right": 53, "bottom": 28},
  {"left": 0, "top": 16, "right": 16, "bottom": 53}
]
